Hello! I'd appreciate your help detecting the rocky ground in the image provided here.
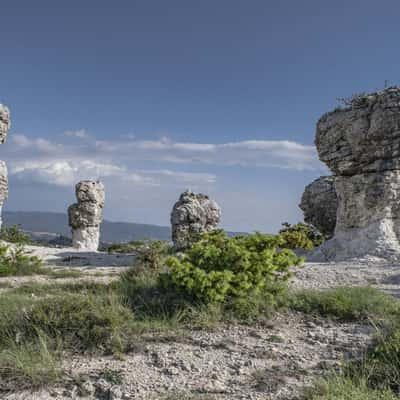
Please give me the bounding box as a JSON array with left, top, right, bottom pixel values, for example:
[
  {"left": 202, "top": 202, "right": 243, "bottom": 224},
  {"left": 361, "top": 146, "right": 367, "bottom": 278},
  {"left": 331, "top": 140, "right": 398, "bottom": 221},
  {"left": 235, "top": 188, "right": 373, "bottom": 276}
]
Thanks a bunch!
[{"left": 2, "top": 246, "right": 399, "bottom": 400}]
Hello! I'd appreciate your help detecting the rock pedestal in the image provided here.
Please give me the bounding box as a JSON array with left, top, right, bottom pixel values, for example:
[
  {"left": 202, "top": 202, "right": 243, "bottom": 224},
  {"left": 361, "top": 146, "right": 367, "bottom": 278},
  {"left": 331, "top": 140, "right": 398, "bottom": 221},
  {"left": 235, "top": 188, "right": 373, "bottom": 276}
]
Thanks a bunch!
[
  {"left": 0, "top": 104, "right": 10, "bottom": 144},
  {"left": 312, "top": 87, "right": 400, "bottom": 260},
  {"left": 0, "top": 104, "right": 10, "bottom": 228},
  {"left": 299, "top": 176, "right": 337, "bottom": 238},
  {"left": 68, "top": 181, "right": 104, "bottom": 251},
  {"left": 0, "top": 162, "right": 8, "bottom": 228},
  {"left": 171, "top": 190, "right": 221, "bottom": 250}
]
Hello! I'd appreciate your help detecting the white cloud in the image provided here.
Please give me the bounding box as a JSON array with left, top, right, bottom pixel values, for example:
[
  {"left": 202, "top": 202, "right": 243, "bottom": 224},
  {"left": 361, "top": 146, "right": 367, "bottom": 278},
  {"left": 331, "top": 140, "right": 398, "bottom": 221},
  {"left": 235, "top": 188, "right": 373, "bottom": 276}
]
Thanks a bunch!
[
  {"left": 141, "top": 169, "right": 217, "bottom": 184},
  {"left": 10, "top": 160, "right": 127, "bottom": 186},
  {"left": 64, "top": 129, "right": 91, "bottom": 139},
  {"left": 12, "top": 134, "right": 62, "bottom": 152},
  {"left": 93, "top": 137, "right": 320, "bottom": 170},
  {"left": 3, "top": 131, "right": 322, "bottom": 191}
]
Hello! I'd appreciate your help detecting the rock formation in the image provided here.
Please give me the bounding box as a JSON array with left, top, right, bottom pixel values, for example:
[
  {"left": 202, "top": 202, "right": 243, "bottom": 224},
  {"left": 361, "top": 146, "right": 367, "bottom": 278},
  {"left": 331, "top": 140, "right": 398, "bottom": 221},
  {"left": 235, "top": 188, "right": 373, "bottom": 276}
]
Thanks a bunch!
[
  {"left": 0, "top": 104, "right": 10, "bottom": 144},
  {"left": 311, "top": 87, "right": 400, "bottom": 260},
  {"left": 299, "top": 176, "right": 337, "bottom": 238},
  {"left": 0, "top": 104, "right": 10, "bottom": 228},
  {"left": 171, "top": 190, "right": 221, "bottom": 250},
  {"left": 0, "top": 162, "right": 8, "bottom": 229},
  {"left": 68, "top": 180, "right": 104, "bottom": 251}
]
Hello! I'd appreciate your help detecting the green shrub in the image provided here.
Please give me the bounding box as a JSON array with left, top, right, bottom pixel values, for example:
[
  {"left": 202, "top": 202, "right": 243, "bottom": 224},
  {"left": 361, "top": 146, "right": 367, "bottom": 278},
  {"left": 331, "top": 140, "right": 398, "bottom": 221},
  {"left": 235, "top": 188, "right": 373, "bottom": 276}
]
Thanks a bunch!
[
  {"left": 0, "top": 244, "right": 44, "bottom": 277},
  {"left": 278, "top": 222, "right": 324, "bottom": 250},
  {"left": 134, "top": 240, "right": 173, "bottom": 270},
  {"left": 161, "top": 230, "right": 301, "bottom": 308},
  {"left": 0, "top": 225, "right": 32, "bottom": 245}
]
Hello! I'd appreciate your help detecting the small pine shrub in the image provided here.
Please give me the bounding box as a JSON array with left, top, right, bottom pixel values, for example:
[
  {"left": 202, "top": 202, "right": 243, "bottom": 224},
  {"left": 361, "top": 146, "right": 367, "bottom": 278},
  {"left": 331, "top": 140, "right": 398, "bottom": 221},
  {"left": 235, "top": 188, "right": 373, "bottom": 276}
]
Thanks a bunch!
[
  {"left": 278, "top": 222, "right": 324, "bottom": 250},
  {"left": 161, "top": 230, "right": 302, "bottom": 308},
  {"left": 0, "top": 244, "right": 44, "bottom": 277},
  {"left": 0, "top": 225, "right": 32, "bottom": 245},
  {"left": 134, "top": 240, "right": 172, "bottom": 270}
]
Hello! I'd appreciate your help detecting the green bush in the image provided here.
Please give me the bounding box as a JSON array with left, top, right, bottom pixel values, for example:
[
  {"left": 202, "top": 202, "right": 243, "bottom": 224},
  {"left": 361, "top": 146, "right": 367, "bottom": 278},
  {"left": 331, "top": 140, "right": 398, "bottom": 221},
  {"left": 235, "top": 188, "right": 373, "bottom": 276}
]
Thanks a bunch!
[
  {"left": 278, "top": 222, "right": 324, "bottom": 250},
  {"left": 0, "top": 225, "right": 32, "bottom": 245},
  {"left": 0, "top": 244, "right": 44, "bottom": 277},
  {"left": 134, "top": 240, "right": 173, "bottom": 270},
  {"left": 161, "top": 230, "right": 301, "bottom": 307}
]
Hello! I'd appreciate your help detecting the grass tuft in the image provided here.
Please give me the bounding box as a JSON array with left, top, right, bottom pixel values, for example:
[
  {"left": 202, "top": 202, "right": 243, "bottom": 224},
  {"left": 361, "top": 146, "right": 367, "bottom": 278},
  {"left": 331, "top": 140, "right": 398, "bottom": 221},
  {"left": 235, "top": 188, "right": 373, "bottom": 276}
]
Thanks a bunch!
[
  {"left": 287, "top": 286, "right": 400, "bottom": 322},
  {"left": 0, "top": 332, "right": 62, "bottom": 392}
]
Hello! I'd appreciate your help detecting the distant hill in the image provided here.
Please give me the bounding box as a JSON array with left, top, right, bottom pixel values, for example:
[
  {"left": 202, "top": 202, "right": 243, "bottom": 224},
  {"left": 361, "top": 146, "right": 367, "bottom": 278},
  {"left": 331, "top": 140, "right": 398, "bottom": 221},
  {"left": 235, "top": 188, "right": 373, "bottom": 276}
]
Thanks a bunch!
[{"left": 3, "top": 211, "right": 172, "bottom": 243}]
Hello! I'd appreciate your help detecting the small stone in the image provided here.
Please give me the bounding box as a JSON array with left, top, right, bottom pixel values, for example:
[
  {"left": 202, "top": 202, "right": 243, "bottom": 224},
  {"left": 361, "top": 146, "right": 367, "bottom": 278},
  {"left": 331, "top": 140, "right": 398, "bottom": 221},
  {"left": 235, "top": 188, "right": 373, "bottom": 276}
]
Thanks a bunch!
[{"left": 109, "top": 385, "right": 123, "bottom": 400}]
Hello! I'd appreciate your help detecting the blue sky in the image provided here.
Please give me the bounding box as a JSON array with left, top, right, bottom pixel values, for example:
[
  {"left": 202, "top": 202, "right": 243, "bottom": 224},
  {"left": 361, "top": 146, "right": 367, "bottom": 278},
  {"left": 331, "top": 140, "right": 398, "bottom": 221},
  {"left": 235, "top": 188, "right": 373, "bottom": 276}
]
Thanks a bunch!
[{"left": 1, "top": 0, "right": 399, "bottom": 232}]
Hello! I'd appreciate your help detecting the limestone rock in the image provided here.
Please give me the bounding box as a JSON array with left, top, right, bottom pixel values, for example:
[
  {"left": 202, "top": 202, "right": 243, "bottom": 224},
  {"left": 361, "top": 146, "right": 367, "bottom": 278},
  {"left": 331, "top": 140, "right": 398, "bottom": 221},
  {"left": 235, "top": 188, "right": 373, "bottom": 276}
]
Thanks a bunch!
[
  {"left": 68, "top": 180, "right": 104, "bottom": 251},
  {"left": 75, "top": 180, "right": 105, "bottom": 206},
  {"left": 171, "top": 190, "right": 221, "bottom": 250},
  {"left": 0, "top": 162, "right": 8, "bottom": 228},
  {"left": 316, "top": 87, "right": 400, "bottom": 175},
  {"left": 311, "top": 87, "right": 400, "bottom": 261},
  {"left": 0, "top": 104, "right": 10, "bottom": 144},
  {"left": 299, "top": 176, "right": 337, "bottom": 237},
  {"left": 0, "top": 104, "right": 10, "bottom": 229}
]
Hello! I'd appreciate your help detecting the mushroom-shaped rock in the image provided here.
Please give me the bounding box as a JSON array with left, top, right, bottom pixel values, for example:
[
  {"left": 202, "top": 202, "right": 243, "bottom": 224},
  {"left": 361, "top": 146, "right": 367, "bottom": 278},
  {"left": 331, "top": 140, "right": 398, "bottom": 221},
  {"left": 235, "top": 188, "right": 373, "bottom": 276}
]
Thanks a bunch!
[
  {"left": 312, "top": 87, "right": 400, "bottom": 260},
  {"left": 171, "top": 190, "right": 221, "bottom": 250},
  {"left": 299, "top": 176, "right": 337, "bottom": 238},
  {"left": 68, "top": 180, "right": 104, "bottom": 251}
]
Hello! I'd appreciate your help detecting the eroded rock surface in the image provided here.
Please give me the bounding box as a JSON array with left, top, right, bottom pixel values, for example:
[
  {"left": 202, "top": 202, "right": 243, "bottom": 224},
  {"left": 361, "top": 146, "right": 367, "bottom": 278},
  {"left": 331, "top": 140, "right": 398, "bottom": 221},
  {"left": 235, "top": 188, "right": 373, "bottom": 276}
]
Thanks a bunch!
[
  {"left": 312, "top": 87, "right": 400, "bottom": 260},
  {"left": 299, "top": 176, "right": 337, "bottom": 238},
  {"left": 68, "top": 181, "right": 104, "bottom": 251},
  {"left": 0, "top": 162, "right": 8, "bottom": 228},
  {"left": 0, "top": 104, "right": 10, "bottom": 144},
  {"left": 0, "top": 104, "right": 10, "bottom": 228},
  {"left": 171, "top": 190, "right": 221, "bottom": 250}
]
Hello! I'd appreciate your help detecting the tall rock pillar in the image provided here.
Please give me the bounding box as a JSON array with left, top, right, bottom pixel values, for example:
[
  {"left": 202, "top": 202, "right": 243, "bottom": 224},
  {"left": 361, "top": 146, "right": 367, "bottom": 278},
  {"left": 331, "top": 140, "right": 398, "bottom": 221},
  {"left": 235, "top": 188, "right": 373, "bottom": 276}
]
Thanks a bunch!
[
  {"left": 0, "top": 105, "right": 10, "bottom": 228},
  {"left": 68, "top": 180, "right": 104, "bottom": 251}
]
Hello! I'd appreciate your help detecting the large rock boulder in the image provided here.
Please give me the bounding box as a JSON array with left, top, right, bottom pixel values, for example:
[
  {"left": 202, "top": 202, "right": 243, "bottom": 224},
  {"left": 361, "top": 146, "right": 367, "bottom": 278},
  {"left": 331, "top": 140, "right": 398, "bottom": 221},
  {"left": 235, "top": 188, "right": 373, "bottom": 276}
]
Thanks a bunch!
[
  {"left": 171, "top": 190, "right": 221, "bottom": 250},
  {"left": 311, "top": 87, "right": 400, "bottom": 260},
  {"left": 299, "top": 176, "right": 337, "bottom": 238},
  {"left": 68, "top": 181, "right": 104, "bottom": 251}
]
